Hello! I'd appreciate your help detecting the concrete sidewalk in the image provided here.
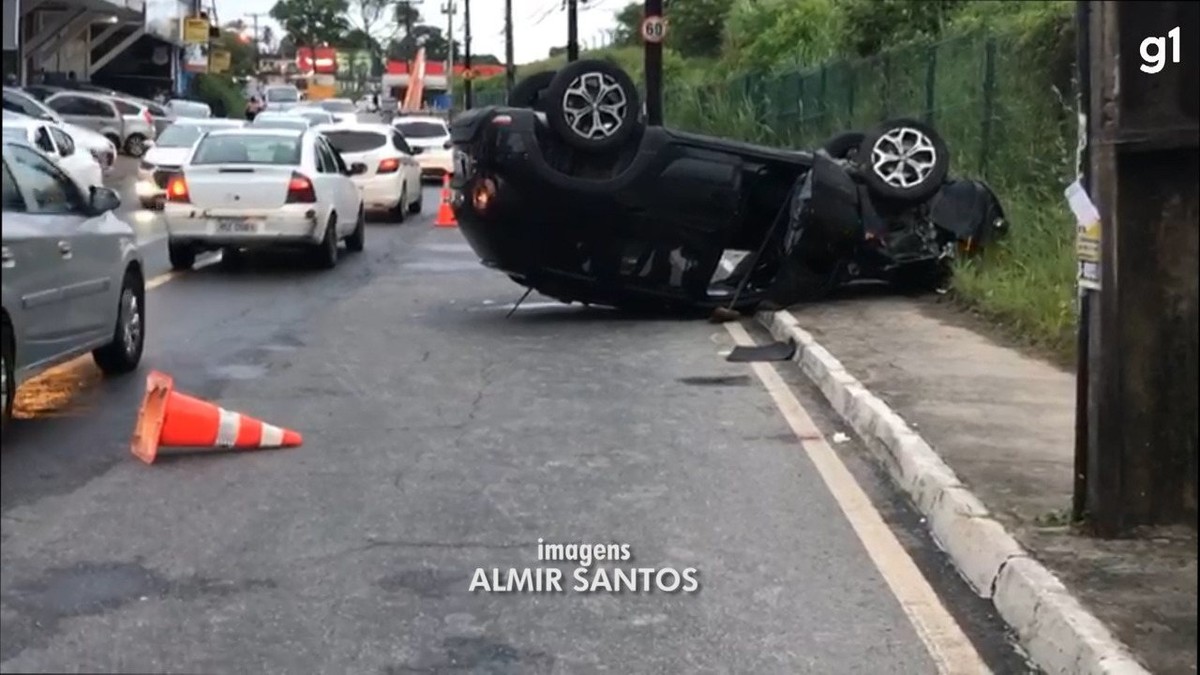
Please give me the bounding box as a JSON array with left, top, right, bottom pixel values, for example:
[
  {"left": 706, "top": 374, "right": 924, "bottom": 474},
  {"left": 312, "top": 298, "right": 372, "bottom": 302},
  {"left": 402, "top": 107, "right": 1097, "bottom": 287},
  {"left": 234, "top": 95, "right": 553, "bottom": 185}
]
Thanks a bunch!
[{"left": 759, "top": 292, "right": 1196, "bottom": 675}]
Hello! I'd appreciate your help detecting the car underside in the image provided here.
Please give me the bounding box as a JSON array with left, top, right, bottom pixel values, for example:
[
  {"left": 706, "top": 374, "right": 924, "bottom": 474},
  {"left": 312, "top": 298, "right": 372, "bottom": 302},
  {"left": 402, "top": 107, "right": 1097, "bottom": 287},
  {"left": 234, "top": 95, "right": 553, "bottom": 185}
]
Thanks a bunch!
[{"left": 449, "top": 60, "right": 1006, "bottom": 314}]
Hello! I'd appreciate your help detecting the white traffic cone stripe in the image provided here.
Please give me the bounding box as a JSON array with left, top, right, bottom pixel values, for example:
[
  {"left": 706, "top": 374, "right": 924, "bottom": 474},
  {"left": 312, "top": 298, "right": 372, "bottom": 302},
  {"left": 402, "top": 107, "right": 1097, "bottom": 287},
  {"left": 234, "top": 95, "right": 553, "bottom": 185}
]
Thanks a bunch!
[
  {"left": 260, "top": 423, "right": 284, "bottom": 447},
  {"left": 215, "top": 408, "right": 241, "bottom": 448}
]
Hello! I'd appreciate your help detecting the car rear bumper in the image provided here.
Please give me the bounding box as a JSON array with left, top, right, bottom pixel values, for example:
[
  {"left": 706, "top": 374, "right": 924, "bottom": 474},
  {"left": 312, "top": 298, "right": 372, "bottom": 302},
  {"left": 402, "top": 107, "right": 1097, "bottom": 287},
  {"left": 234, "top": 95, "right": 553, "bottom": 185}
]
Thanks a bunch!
[
  {"left": 353, "top": 173, "right": 405, "bottom": 210},
  {"left": 163, "top": 204, "right": 323, "bottom": 246},
  {"left": 417, "top": 152, "right": 453, "bottom": 178}
]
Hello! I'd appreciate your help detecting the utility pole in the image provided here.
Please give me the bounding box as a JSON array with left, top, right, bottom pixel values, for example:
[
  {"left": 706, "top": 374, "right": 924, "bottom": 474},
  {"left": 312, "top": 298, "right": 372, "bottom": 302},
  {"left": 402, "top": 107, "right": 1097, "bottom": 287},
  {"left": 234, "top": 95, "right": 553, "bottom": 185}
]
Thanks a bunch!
[
  {"left": 463, "top": 0, "right": 472, "bottom": 108},
  {"left": 566, "top": 0, "right": 579, "bottom": 62},
  {"left": 247, "top": 12, "right": 268, "bottom": 74},
  {"left": 644, "top": 0, "right": 663, "bottom": 125},
  {"left": 504, "top": 0, "right": 515, "bottom": 95},
  {"left": 442, "top": 2, "right": 455, "bottom": 107}
]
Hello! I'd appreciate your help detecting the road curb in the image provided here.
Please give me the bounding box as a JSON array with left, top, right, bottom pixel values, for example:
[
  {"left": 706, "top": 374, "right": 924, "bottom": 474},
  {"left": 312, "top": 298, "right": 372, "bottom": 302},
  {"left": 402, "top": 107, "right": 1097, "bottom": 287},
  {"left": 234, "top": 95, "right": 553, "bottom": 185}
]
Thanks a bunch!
[{"left": 756, "top": 309, "right": 1149, "bottom": 675}]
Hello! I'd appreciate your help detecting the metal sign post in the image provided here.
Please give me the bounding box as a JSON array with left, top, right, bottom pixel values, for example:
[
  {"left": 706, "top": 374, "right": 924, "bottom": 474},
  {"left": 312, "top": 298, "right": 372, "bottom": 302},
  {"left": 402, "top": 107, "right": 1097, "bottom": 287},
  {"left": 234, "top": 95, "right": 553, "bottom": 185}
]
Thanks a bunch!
[{"left": 643, "top": 0, "right": 664, "bottom": 126}]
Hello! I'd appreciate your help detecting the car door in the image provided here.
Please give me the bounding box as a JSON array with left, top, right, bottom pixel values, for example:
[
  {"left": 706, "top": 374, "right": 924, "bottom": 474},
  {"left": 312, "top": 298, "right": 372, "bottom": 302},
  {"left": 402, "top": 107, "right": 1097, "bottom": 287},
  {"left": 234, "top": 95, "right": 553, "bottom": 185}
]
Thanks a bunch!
[
  {"left": 391, "top": 131, "right": 421, "bottom": 204},
  {"left": 314, "top": 137, "right": 358, "bottom": 233},
  {"left": 1, "top": 151, "right": 89, "bottom": 366},
  {"left": 47, "top": 125, "right": 99, "bottom": 189},
  {"left": 46, "top": 94, "right": 93, "bottom": 132},
  {"left": 5, "top": 143, "right": 117, "bottom": 345}
]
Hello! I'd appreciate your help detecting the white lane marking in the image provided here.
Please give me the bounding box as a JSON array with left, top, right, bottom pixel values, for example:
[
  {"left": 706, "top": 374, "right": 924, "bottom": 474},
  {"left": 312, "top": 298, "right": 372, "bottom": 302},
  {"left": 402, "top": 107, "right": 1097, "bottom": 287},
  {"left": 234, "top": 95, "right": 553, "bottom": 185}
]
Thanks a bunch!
[
  {"left": 145, "top": 252, "right": 221, "bottom": 291},
  {"left": 724, "top": 321, "right": 991, "bottom": 675}
]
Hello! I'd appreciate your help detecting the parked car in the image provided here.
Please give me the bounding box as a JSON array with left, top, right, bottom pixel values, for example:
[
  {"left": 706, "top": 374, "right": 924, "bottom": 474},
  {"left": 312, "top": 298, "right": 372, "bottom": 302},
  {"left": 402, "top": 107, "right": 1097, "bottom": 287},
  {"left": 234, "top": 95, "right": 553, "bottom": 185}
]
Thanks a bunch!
[
  {"left": 448, "top": 60, "right": 1006, "bottom": 313},
  {"left": 108, "top": 96, "right": 159, "bottom": 157},
  {"left": 166, "top": 99, "right": 212, "bottom": 119},
  {"left": 249, "top": 112, "right": 313, "bottom": 132},
  {"left": 1, "top": 140, "right": 146, "bottom": 430},
  {"left": 44, "top": 91, "right": 127, "bottom": 156},
  {"left": 17, "top": 84, "right": 65, "bottom": 101},
  {"left": 2, "top": 114, "right": 104, "bottom": 190},
  {"left": 136, "top": 118, "right": 246, "bottom": 209},
  {"left": 393, "top": 115, "right": 452, "bottom": 181},
  {"left": 2, "top": 88, "right": 117, "bottom": 172},
  {"left": 161, "top": 127, "right": 366, "bottom": 270},
  {"left": 317, "top": 122, "right": 423, "bottom": 220}
]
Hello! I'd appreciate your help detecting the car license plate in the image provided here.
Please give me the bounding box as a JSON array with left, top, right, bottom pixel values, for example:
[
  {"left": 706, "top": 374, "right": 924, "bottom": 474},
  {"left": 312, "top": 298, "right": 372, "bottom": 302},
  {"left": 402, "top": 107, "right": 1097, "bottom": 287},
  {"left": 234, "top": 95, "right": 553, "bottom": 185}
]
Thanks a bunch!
[{"left": 215, "top": 218, "right": 259, "bottom": 233}]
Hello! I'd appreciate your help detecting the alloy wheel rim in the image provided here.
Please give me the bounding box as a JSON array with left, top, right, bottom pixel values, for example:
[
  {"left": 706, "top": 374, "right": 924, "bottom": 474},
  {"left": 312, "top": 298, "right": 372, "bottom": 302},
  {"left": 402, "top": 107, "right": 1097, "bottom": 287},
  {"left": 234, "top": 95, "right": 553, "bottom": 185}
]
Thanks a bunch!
[
  {"left": 561, "top": 72, "right": 628, "bottom": 140},
  {"left": 871, "top": 127, "right": 938, "bottom": 189}
]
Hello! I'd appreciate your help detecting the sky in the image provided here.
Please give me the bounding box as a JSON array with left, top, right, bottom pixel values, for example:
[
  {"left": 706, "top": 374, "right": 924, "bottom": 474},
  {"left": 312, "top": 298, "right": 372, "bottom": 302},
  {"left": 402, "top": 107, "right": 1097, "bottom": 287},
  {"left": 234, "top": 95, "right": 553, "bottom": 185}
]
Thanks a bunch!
[{"left": 213, "top": 0, "right": 628, "bottom": 65}]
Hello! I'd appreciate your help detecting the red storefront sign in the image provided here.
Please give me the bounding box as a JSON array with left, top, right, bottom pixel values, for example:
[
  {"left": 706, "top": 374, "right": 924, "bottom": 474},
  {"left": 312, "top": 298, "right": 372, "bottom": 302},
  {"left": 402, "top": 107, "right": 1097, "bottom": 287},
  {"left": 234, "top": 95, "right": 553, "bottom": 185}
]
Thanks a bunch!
[{"left": 296, "top": 47, "right": 338, "bottom": 74}]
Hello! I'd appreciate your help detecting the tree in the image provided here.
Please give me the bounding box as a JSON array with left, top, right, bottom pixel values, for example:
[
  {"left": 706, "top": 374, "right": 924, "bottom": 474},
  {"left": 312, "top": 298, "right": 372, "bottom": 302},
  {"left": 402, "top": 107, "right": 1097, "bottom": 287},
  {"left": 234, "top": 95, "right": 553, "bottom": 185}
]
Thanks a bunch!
[
  {"left": 394, "top": 1, "right": 421, "bottom": 37},
  {"left": 385, "top": 24, "right": 459, "bottom": 62},
  {"left": 213, "top": 29, "right": 259, "bottom": 76},
  {"left": 663, "top": 0, "right": 733, "bottom": 58},
  {"left": 269, "top": 0, "right": 350, "bottom": 49},
  {"left": 612, "top": 3, "right": 641, "bottom": 47}
]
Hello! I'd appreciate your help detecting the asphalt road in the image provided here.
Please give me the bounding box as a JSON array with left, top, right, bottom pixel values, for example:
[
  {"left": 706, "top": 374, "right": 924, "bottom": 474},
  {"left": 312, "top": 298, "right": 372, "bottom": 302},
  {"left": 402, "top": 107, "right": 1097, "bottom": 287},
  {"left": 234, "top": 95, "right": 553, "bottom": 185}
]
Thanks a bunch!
[{"left": 0, "top": 160, "right": 1029, "bottom": 673}]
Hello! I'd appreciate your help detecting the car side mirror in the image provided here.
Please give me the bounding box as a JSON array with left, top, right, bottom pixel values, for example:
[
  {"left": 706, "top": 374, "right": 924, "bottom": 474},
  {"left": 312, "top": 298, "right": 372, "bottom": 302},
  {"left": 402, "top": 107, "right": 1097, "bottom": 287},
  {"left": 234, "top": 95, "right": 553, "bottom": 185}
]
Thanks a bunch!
[
  {"left": 88, "top": 185, "right": 121, "bottom": 214},
  {"left": 348, "top": 162, "right": 368, "bottom": 176},
  {"left": 443, "top": 140, "right": 452, "bottom": 150}
]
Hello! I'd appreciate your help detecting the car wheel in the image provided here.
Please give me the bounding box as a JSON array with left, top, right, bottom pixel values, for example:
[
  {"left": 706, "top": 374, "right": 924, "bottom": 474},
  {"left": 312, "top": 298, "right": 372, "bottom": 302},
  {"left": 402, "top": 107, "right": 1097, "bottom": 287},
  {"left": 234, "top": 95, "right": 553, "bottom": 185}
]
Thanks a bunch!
[
  {"left": 346, "top": 207, "right": 365, "bottom": 253},
  {"left": 821, "top": 131, "right": 865, "bottom": 160},
  {"left": 92, "top": 269, "right": 145, "bottom": 375},
  {"left": 857, "top": 119, "right": 949, "bottom": 202},
  {"left": 124, "top": 134, "right": 148, "bottom": 158},
  {"left": 391, "top": 186, "right": 408, "bottom": 223},
  {"left": 168, "top": 241, "right": 196, "bottom": 270},
  {"left": 1, "top": 316, "right": 13, "bottom": 431},
  {"left": 104, "top": 133, "right": 121, "bottom": 151},
  {"left": 408, "top": 186, "right": 423, "bottom": 214},
  {"left": 544, "top": 59, "right": 641, "bottom": 153},
  {"left": 508, "top": 70, "right": 557, "bottom": 110},
  {"left": 313, "top": 215, "right": 339, "bottom": 269}
]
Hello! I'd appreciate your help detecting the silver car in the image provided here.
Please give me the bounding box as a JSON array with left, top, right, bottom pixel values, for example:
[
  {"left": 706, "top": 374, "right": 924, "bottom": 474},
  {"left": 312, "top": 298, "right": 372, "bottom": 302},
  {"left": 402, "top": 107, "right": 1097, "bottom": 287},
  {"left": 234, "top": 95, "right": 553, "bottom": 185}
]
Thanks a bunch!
[
  {"left": 1, "top": 140, "right": 146, "bottom": 429},
  {"left": 109, "top": 96, "right": 159, "bottom": 158},
  {"left": 44, "top": 91, "right": 126, "bottom": 155},
  {"left": 166, "top": 99, "right": 212, "bottom": 120}
]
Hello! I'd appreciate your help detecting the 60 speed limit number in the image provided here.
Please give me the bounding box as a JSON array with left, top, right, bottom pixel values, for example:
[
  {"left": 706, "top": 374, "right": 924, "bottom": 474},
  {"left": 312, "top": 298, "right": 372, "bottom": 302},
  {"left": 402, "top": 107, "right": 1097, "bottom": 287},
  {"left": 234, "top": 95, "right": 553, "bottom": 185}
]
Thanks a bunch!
[{"left": 640, "top": 15, "right": 667, "bottom": 44}]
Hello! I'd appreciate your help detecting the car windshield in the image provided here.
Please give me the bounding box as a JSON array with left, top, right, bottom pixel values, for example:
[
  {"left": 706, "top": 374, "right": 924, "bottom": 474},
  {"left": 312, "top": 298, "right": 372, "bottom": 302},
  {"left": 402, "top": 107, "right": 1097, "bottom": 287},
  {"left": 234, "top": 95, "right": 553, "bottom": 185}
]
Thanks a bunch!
[
  {"left": 322, "top": 130, "right": 387, "bottom": 154},
  {"left": 252, "top": 118, "right": 309, "bottom": 131},
  {"left": 320, "top": 100, "right": 356, "bottom": 113},
  {"left": 156, "top": 124, "right": 210, "bottom": 148},
  {"left": 396, "top": 121, "right": 447, "bottom": 139},
  {"left": 192, "top": 134, "right": 302, "bottom": 165},
  {"left": 265, "top": 88, "right": 300, "bottom": 103}
]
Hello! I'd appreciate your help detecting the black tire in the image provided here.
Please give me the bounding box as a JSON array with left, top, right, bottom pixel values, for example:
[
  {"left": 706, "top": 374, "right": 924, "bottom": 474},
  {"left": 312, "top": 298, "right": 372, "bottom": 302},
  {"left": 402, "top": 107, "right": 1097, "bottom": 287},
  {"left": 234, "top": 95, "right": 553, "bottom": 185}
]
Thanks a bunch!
[
  {"left": 856, "top": 118, "right": 949, "bottom": 202},
  {"left": 346, "top": 207, "right": 365, "bottom": 252},
  {"left": 821, "top": 131, "right": 865, "bottom": 160},
  {"left": 168, "top": 241, "right": 196, "bottom": 270},
  {"left": 1, "top": 315, "right": 13, "bottom": 431},
  {"left": 104, "top": 133, "right": 121, "bottom": 150},
  {"left": 408, "top": 186, "right": 423, "bottom": 214},
  {"left": 124, "top": 133, "right": 148, "bottom": 158},
  {"left": 544, "top": 59, "right": 641, "bottom": 153},
  {"left": 92, "top": 269, "right": 145, "bottom": 375},
  {"left": 391, "top": 186, "right": 408, "bottom": 223},
  {"left": 507, "top": 70, "right": 557, "bottom": 110},
  {"left": 313, "top": 215, "right": 339, "bottom": 269}
]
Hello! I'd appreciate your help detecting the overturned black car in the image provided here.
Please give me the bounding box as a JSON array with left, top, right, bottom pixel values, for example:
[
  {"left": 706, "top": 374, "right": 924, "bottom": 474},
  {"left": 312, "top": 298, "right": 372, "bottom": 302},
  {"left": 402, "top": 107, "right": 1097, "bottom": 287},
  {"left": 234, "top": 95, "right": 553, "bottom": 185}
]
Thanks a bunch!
[{"left": 448, "top": 59, "right": 1006, "bottom": 313}]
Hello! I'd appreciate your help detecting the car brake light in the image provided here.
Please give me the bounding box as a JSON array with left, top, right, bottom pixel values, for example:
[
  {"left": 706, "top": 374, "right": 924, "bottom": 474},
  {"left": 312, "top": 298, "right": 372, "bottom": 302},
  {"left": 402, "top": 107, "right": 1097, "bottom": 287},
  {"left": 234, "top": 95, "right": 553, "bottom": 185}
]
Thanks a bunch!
[
  {"left": 143, "top": 110, "right": 153, "bottom": 125},
  {"left": 166, "top": 175, "right": 189, "bottom": 202},
  {"left": 377, "top": 157, "right": 400, "bottom": 174},
  {"left": 285, "top": 172, "right": 317, "bottom": 203}
]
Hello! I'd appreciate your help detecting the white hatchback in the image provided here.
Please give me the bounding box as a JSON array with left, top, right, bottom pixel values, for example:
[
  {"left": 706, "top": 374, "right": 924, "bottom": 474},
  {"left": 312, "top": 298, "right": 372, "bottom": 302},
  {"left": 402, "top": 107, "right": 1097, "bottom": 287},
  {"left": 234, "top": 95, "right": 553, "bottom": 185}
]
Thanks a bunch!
[
  {"left": 1, "top": 114, "right": 104, "bottom": 191},
  {"left": 316, "top": 122, "right": 423, "bottom": 221},
  {"left": 162, "top": 128, "right": 366, "bottom": 270}
]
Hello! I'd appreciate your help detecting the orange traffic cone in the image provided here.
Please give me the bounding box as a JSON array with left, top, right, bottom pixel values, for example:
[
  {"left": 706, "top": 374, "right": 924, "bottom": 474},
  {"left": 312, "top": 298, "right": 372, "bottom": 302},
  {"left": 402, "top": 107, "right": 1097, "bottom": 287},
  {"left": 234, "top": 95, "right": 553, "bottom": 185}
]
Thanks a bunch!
[
  {"left": 130, "top": 371, "right": 302, "bottom": 465},
  {"left": 435, "top": 173, "right": 458, "bottom": 228}
]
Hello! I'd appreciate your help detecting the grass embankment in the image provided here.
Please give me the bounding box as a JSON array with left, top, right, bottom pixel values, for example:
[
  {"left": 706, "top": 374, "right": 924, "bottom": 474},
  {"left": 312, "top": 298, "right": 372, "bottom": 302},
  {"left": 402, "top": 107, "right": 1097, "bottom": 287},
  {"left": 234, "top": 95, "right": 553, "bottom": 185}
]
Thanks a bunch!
[{"left": 474, "top": 2, "right": 1080, "bottom": 360}]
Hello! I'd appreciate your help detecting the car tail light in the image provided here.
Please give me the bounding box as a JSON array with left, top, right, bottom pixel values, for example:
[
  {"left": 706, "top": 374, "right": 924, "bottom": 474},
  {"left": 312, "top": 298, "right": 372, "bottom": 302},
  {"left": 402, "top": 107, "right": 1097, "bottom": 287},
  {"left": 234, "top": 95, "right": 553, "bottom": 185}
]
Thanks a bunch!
[
  {"left": 285, "top": 172, "right": 317, "bottom": 203},
  {"left": 472, "top": 178, "right": 497, "bottom": 212},
  {"left": 377, "top": 157, "right": 400, "bottom": 174},
  {"left": 166, "top": 175, "right": 189, "bottom": 202},
  {"left": 143, "top": 109, "right": 153, "bottom": 125}
]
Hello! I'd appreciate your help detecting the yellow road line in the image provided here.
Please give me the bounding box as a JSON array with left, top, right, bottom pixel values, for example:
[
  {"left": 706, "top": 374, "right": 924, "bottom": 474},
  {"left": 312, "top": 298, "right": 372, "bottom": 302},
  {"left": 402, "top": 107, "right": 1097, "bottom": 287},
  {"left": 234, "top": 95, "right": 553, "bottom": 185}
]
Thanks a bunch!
[{"left": 724, "top": 321, "right": 991, "bottom": 675}]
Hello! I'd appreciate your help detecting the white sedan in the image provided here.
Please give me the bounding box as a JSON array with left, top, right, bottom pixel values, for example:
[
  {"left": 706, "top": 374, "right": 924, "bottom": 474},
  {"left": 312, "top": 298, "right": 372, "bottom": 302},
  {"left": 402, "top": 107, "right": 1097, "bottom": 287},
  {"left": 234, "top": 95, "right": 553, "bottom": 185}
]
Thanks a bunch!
[
  {"left": 2, "top": 113, "right": 104, "bottom": 190},
  {"left": 136, "top": 118, "right": 245, "bottom": 209},
  {"left": 162, "top": 127, "right": 366, "bottom": 270},
  {"left": 393, "top": 116, "right": 453, "bottom": 181},
  {"left": 316, "top": 122, "right": 422, "bottom": 221}
]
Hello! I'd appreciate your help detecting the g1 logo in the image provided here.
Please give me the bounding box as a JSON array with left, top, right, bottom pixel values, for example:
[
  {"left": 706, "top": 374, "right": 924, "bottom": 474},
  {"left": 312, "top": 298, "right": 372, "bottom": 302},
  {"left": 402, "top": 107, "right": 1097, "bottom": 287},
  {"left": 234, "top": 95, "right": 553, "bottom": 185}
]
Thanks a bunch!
[
  {"left": 641, "top": 16, "right": 667, "bottom": 44},
  {"left": 1140, "top": 26, "right": 1181, "bottom": 74}
]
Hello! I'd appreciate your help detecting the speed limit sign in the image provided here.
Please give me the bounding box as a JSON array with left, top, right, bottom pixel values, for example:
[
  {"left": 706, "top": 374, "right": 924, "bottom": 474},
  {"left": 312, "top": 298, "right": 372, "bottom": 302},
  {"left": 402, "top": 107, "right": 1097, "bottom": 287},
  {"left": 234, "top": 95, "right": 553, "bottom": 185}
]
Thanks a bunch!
[{"left": 640, "top": 15, "right": 667, "bottom": 44}]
